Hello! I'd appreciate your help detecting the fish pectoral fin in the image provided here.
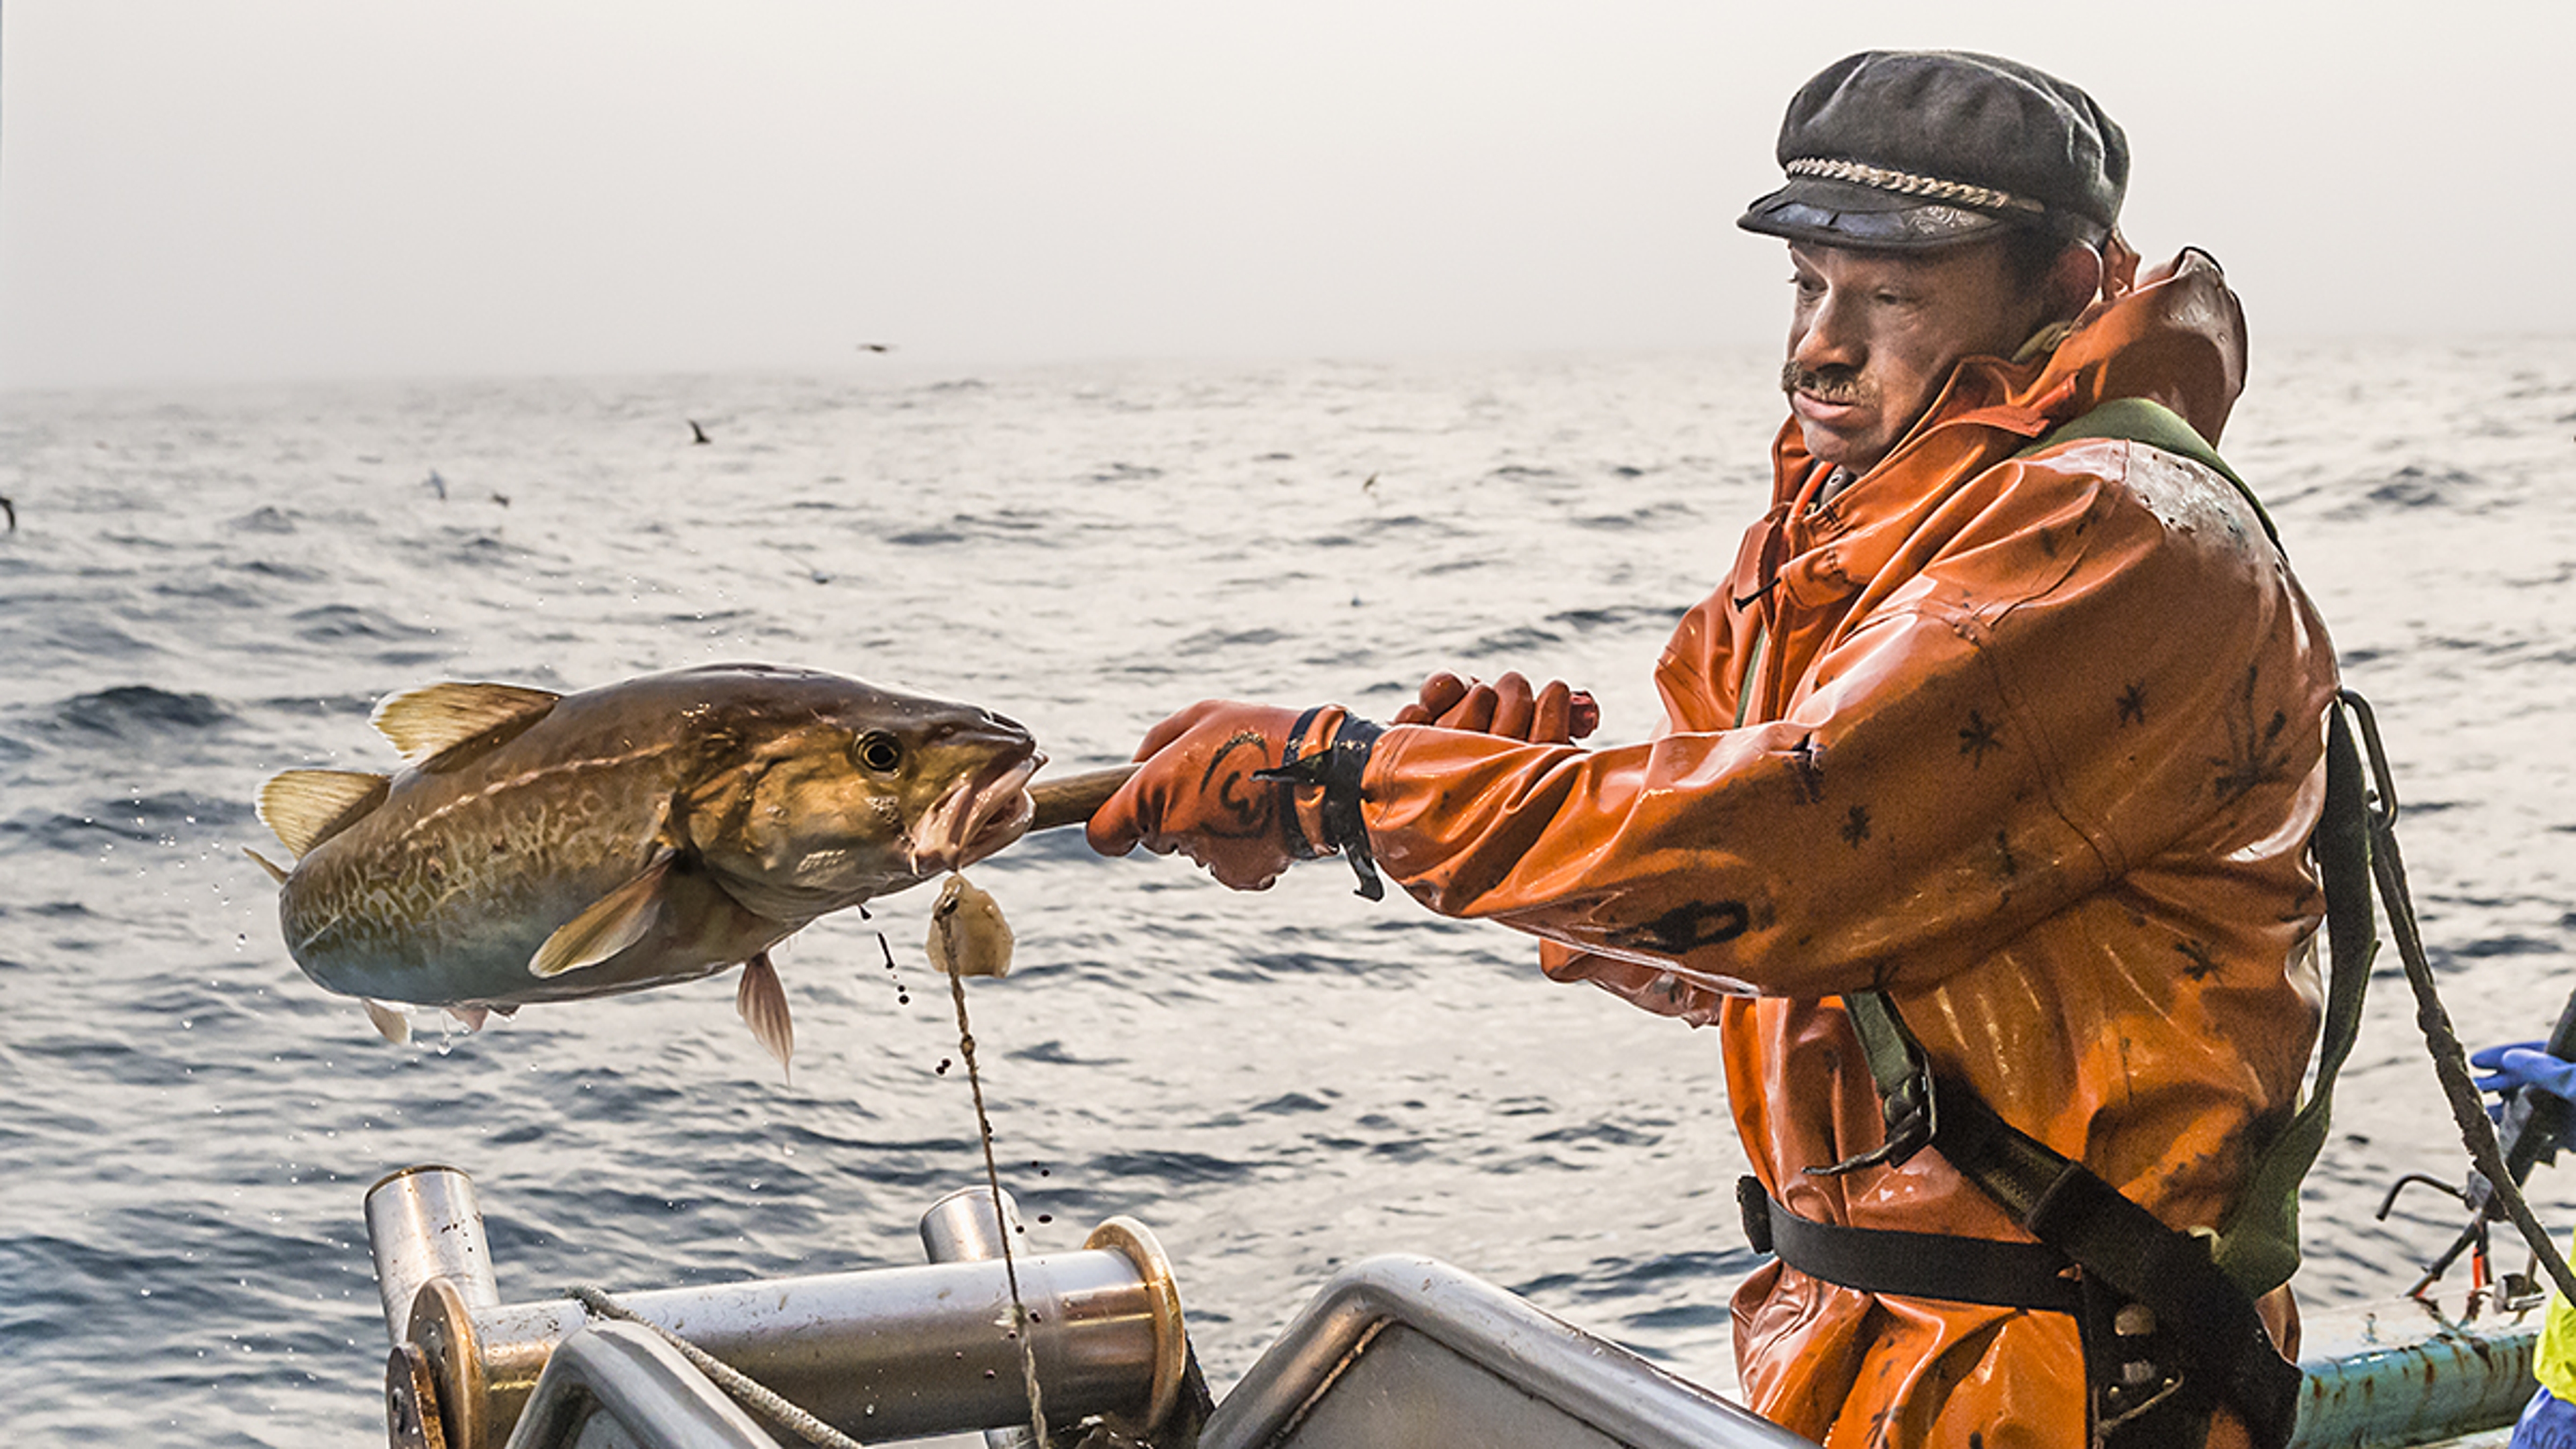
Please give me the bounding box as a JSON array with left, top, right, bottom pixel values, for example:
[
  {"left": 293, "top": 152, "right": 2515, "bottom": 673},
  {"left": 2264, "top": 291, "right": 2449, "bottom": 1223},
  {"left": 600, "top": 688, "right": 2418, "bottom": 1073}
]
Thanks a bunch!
[
  {"left": 244, "top": 847, "right": 290, "bottom": 885},
  {"left": 362, "top": 1000, "right": 412, "bottom": 1044},
  {"left": 258, "top": 769, "right": 391, "bottom": 857},
  {"left": 736, "top": 951, "right": 794, "bottom": 1080},
  {"left": 372, "top": 680, "right": 562, "bottom": 771},
  {"left": 529, "top": 855, "right": 674, "bottom": 978}
]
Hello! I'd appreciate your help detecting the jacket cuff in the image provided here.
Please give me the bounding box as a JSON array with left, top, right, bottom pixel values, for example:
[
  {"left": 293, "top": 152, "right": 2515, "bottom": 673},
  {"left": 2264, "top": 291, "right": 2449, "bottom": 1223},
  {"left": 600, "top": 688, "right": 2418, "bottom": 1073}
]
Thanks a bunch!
[{"left": 1256, "top": 706, "right": 1385, "bottom": 900}]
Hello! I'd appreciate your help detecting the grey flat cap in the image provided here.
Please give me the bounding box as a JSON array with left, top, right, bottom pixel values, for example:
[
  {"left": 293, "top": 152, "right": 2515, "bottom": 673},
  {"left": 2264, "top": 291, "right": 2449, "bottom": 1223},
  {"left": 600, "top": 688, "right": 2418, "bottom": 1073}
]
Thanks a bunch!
[{"left": 1740, "top": 50, "right": 2128, "bottom": 251}]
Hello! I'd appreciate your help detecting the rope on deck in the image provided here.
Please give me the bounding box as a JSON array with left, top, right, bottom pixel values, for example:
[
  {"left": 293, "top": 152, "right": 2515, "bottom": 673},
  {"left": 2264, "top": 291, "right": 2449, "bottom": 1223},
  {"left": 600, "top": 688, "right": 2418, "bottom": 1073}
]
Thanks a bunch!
[{"left": 561, "top": 1283, "right": 871, "bottom": 1449}]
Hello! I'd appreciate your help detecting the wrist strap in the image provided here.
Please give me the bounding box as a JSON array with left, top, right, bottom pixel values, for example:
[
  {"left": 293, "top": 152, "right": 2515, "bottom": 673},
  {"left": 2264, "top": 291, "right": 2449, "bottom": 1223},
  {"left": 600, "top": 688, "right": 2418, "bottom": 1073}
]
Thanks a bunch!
[{"left": 1256, "top": 712, "right": 1385, "bottom": 900}]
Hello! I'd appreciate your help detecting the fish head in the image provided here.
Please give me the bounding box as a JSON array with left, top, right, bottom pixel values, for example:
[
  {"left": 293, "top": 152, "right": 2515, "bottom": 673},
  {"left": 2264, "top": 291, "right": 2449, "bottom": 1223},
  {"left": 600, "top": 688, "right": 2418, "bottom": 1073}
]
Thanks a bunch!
[{"left": 690, "top": 670, "right": 1042, "bottom": 913}]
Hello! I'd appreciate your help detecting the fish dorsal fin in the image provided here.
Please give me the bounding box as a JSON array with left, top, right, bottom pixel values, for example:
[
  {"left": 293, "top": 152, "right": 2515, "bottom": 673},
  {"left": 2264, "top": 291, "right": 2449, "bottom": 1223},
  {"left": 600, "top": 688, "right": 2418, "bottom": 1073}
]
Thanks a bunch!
[
  {"left": 372, "top": 681, "right": 561, "bottom": 770},
  {"left": 258, "top": 769, "right": 391, "bottom": 857},
  {"left": 529, "top": 853, "right": 674, "bottom": 979},
  {"left": 244, "top": 847, "right": 291, "bottom": 885}
]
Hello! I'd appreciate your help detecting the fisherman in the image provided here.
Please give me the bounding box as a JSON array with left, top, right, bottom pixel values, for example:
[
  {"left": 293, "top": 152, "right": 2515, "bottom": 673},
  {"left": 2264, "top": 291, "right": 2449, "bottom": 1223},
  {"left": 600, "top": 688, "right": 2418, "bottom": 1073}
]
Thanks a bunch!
[
  {"left": 2473, "top": 1038, "right": 2576, "bottom": 1448},
  {"left": 1089, "top": 50, "right": 2337, "bottom": 1448}
]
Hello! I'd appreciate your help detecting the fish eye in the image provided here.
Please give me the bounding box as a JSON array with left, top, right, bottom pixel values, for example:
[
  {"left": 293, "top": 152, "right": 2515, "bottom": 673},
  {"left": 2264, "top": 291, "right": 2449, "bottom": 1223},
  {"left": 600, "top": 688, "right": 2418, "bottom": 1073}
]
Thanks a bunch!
[{"left": 853, "top": 731, "right": 904, "bottom": 774}]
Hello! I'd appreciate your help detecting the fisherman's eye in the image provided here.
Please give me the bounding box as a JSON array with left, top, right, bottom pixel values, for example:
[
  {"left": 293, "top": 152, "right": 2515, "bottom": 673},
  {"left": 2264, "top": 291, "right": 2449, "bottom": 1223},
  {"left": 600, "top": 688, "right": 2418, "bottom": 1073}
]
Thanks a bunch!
[{"left": 853, "top": 732, "right": 904, "bottom": 773}]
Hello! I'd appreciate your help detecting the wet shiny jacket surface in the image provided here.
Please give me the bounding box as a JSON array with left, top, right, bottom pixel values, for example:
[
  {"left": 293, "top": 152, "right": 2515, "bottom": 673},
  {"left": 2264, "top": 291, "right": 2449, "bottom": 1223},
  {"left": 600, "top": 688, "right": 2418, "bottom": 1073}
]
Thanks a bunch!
[{"left": 1358, "top": 254, "right": 2338, "bottom": 1446}]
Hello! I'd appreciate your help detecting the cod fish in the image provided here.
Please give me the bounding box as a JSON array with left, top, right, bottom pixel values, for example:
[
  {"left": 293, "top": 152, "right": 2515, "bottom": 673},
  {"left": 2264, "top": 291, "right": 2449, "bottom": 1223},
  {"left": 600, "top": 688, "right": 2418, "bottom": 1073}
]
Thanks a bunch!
[{"left": 246, "top": 663, "right": 1041, "bottom": 1070}]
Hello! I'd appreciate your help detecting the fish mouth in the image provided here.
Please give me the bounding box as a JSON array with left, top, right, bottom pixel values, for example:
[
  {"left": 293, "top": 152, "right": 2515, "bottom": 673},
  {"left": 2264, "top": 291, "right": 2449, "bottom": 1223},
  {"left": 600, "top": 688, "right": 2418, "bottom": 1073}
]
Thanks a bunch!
[{"left": 907, "top": 748, "right": 1042, "bottom": 877}]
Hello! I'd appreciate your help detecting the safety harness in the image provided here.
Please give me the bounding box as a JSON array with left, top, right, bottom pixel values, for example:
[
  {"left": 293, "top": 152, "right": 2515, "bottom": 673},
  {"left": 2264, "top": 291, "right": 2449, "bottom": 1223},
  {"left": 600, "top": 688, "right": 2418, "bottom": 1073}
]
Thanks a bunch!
[{"left": 1737, "top": 399, "right": 2379, "bottom": 1449}]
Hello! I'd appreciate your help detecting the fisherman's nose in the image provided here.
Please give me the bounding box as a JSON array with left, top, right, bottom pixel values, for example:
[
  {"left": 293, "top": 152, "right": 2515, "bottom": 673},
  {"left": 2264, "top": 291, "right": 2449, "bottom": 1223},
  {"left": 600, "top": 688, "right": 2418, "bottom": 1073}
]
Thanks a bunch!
[{"left": 1792, "top": 292, "right": 1864, "bottom": 373}]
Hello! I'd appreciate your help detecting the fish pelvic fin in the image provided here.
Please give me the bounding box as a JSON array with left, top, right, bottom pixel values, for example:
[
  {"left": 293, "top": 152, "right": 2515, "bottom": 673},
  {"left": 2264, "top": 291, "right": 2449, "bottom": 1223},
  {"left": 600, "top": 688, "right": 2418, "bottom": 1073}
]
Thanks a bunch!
[
  {"left": 447, "top": 1004, "right": 491, "bottom": 1032},
  {"left": 372, "top": 680, "right": 561, "bottom": 771},
  {"left": 258, "top": 769, "right": 391, "bottom": 857},
  {"left": 737, "top": 950, "right": 794, "bottom": 1081},
  {"left": 362, "top": 999, "right": 412, "bottom": 1044},
  {"left": 244, "top": 847, "right": 291, "bottom": 885},
  {"left": 529, "top": 853, "right": 674, "bottom": 979}
]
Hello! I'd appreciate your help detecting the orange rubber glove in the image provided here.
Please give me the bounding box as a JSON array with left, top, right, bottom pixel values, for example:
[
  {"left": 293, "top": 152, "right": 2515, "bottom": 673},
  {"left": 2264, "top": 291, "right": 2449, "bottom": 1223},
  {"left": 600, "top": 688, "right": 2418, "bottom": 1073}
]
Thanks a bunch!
[
  {"left": 1089, "top": 700, "right": 1338, "bottom": 892},
  {"left": 1391, "top": 670, "right": 1598, "bottom": 743}
]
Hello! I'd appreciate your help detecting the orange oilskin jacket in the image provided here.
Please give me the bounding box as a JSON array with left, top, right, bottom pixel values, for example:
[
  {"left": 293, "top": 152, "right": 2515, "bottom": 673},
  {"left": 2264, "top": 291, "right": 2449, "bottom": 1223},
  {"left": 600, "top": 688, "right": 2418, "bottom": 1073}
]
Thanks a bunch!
[{"left": 1353, "top": 252, "right": 2338, "bottom": 1448}]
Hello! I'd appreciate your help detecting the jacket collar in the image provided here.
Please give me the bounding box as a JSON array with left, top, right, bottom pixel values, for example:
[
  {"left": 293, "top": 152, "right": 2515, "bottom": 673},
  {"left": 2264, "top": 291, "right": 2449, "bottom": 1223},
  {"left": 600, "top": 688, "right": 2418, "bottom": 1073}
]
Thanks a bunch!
[{"left": 1762, "top": 249, "right": 2247, "bottom": 608}]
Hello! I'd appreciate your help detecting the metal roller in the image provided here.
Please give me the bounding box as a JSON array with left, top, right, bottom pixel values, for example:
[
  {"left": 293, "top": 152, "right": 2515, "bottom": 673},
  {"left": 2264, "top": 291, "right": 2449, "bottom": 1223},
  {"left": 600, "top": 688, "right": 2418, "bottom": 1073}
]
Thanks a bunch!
[{"left": 365, "top": 1166, "right": 1188, "bottom": 1449}]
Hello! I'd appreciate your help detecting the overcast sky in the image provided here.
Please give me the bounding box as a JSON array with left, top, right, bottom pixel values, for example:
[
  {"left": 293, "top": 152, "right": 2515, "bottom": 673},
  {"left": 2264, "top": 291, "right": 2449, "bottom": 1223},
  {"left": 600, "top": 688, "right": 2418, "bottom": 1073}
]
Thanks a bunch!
[{"left": 4, "top": 2, "right": 2569, "bottom": 390}]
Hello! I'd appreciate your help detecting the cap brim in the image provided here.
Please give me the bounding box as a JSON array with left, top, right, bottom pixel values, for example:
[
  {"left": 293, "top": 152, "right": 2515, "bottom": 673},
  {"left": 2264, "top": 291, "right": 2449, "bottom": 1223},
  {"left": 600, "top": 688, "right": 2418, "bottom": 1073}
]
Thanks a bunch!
[{"left": 1737, "top": 177, "right": 2019, "bottom": 250}]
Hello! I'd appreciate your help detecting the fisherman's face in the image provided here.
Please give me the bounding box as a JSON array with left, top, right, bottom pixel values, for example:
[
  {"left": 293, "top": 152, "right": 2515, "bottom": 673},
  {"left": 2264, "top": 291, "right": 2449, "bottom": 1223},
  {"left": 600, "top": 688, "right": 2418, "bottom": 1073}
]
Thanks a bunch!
[{"left": 1782, "top": 239, "right": 2050, "bottom": 475}]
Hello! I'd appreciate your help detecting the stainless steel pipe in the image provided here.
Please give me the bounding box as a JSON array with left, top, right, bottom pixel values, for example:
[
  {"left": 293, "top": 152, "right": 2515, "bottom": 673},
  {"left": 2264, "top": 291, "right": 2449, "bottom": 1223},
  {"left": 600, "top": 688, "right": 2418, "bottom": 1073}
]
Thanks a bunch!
[
  {"left": 366, "top": 1166, "right": 1185, "bottom": 1449},
  {"left": 366, "top": 1165, "right": 499, "bottom": 1344},
  {"left": 921, "top": 1187, "right": 1040, "bottom": 1449}
]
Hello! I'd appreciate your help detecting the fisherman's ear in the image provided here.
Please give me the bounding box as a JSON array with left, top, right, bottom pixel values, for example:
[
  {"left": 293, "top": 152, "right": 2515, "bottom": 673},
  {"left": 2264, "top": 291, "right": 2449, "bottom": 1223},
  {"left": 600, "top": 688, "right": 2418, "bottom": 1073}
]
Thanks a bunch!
[
  {"left": 2047, "top": 241, "right": 2107, "bottom": 320},
  {"left": 2099, "top": 229, "right": 2141, "bottom": 299}
]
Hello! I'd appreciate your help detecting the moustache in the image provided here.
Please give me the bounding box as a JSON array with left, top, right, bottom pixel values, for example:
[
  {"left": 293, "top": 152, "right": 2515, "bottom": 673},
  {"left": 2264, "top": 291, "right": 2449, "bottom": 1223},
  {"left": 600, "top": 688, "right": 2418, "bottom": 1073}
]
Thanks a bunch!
[{"left": 1780, "top": 361, "right": 1876, "bottom": 407}]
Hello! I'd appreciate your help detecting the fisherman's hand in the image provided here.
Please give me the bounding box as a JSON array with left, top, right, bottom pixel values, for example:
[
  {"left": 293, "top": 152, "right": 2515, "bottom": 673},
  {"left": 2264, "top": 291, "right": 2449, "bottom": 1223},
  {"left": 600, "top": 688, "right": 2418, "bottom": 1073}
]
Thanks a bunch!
[
  {"left": 2474, "top": 1041, "right": 2576, "bottom": 1108},
  {"left": 1390, "top": 671, "right": 1599, "bottom": 744},
  {"left": 1089, "top": 700, "right": 1325, "bottom": 891}
]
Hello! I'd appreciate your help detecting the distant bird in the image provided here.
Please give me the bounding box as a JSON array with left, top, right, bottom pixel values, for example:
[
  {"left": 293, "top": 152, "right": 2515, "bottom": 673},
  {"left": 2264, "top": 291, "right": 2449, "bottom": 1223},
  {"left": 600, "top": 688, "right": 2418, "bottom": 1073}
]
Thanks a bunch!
[
  {"left": 688, "top": 420, "right": 712, "bottom": 445},
  {"left": 426, "top": 470, "right": 447, "bottom": 500},
  {"left": 856, "top": 343, "right": 896, "bottom": 354},
  {"left": 1, "top": 496, "right": 15, "bottom": 531}
]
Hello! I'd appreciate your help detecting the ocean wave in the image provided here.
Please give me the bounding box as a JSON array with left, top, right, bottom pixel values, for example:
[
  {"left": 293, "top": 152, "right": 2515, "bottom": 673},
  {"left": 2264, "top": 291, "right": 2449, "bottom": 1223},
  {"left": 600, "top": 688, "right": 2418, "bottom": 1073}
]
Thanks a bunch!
[{"left": 46, "top": 684, "right": 235, "bottom": 737}]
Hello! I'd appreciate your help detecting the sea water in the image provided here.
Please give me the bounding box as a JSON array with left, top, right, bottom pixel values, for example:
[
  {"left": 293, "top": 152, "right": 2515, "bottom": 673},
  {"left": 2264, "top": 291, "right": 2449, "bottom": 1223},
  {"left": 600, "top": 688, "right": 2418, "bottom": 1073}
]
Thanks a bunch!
[{"left": 4, "top": 341, "right": 2573, "bottom": 1444}]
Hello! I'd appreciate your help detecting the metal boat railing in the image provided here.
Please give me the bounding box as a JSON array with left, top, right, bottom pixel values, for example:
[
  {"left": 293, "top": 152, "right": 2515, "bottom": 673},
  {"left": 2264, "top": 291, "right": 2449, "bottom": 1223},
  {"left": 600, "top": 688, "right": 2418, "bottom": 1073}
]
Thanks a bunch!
[
  {"left": 500, "top": 1322, "right": 779, "bottom": 1449},
  {"left": 1197, "top": 1253, "right": 1814, "bottom": 1449},
  {"left": 366, "top": 1165, "right": 1183, "bottom": 1449},
  {"left": 365, "top": 1161, "right": 2540, "bottom": 1449}
]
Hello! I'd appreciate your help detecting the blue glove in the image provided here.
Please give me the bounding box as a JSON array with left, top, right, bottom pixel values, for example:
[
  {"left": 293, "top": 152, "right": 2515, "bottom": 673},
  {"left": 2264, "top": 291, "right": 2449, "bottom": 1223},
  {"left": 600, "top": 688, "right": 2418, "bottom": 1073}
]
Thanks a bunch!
[{"left": 2473, "top": 1041, "right": 2576, "bottom": 1106}]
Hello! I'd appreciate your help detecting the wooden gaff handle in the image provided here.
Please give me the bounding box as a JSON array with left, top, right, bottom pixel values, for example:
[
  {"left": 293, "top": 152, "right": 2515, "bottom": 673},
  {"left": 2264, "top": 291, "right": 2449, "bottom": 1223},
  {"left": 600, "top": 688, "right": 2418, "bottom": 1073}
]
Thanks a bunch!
[{"left": 1026, "top": 765, "right": 1140, "bottom": 832}]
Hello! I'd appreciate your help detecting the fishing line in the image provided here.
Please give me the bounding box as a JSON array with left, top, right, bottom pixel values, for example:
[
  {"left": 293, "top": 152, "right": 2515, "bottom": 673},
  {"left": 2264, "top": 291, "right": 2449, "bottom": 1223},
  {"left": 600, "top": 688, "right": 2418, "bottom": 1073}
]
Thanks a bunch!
[{"left": 941, "top": 922, "right": 1053, "bottom": 1449}]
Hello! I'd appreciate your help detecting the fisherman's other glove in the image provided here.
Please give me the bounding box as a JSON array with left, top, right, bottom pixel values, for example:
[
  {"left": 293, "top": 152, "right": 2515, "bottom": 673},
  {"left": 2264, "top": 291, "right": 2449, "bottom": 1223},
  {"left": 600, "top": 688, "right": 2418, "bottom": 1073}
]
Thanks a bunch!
[
  {"left": 1089, "top": 701, "right": 1381, "bottom": 896},
  {"left": 1391, "top": 670, "right": 1599, "bottom": 744},
  {"left": 2475, "top": 1041, "right": 2576, "bottom": 1109}
]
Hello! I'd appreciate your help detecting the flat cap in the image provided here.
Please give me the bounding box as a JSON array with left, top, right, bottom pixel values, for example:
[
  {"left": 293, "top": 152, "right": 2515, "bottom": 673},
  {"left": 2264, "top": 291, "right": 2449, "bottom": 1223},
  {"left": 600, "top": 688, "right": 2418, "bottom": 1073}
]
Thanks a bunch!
[{"left": 1739, "top": 50, "right": 2128, "bottom": 251}]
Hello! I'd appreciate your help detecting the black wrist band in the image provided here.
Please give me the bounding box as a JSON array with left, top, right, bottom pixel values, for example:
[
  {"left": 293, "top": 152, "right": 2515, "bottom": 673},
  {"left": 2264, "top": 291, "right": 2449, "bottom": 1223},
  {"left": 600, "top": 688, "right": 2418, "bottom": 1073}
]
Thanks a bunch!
[
  {"left": 1275, "top": 706, "right": 1330, "bottom": 860},
  {"left": 1256, "top": 714, "right": 1384, "bottom": 901}
]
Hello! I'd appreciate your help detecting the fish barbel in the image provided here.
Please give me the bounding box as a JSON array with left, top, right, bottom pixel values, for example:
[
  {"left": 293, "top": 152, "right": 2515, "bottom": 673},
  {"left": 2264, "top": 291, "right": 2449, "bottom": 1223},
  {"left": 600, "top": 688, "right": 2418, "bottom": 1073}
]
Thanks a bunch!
[{"left": 246, "top": 663, "right": 1041, "bottom": 1069}]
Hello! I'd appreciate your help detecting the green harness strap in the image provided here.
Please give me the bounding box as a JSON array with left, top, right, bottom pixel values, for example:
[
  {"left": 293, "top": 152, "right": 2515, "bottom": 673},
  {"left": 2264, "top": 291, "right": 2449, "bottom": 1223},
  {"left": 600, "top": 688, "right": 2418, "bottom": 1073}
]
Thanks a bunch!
[
  {"left": 2017, "top": 395, "right": 2281, "bottom": 549},
  {"left": 1827, "top": 401, "right": 2379, "bottom": 1447}
]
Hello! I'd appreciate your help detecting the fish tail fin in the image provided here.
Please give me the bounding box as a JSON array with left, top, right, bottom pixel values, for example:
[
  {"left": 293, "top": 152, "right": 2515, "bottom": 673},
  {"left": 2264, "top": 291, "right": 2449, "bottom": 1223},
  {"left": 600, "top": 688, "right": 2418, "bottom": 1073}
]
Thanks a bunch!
[
  {"left": 737, "top": 950, "right": 794, "bottom": 1082},
  {"left": 362, "top": 1000, "right": 412, "bottom": 1044},
  {"left": 244, "top": 847, "right": 290, "bottom": 885}
]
